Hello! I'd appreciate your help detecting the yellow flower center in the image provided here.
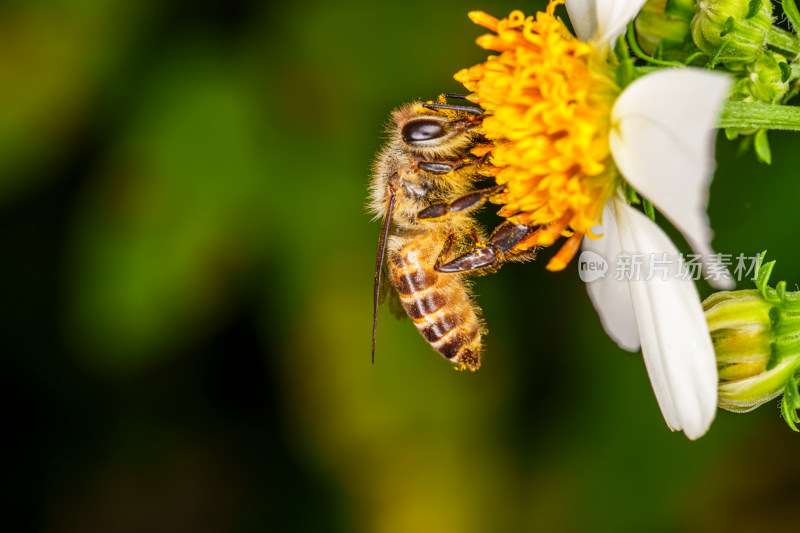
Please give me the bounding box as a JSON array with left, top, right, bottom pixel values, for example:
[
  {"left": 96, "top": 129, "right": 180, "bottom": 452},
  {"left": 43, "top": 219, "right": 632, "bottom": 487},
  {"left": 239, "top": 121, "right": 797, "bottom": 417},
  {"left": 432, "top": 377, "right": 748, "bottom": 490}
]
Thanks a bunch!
[{"left": 455, "top": 1, "right": 620, "bottom": 269}]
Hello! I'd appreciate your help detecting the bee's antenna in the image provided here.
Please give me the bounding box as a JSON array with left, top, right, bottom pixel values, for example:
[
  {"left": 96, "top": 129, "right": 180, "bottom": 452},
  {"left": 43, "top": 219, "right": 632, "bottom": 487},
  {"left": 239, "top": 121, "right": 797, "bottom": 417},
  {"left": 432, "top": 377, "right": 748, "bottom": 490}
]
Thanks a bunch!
[
  {"left": 422, "top": 103, "right": 483, "bottom": 115},
  {"left": 444, "top": 93, "right": 469, "bottom": 100},
  {"left": 372, "top": 179, "right": 397, "bottom": 364}
]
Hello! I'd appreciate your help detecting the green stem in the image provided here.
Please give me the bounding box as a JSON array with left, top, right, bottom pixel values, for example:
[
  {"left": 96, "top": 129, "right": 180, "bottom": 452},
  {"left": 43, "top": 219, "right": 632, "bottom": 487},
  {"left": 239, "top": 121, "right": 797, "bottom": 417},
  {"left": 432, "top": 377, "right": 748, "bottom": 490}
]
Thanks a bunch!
[
  {"left": 767, "top": 26, "right": 800, "bottom": 56},
  {"left": 634, "top": 66, "right": 660, "bottom": 75},
  {"left": 718, "top": 101, "right": 800, "bottom": 131}
]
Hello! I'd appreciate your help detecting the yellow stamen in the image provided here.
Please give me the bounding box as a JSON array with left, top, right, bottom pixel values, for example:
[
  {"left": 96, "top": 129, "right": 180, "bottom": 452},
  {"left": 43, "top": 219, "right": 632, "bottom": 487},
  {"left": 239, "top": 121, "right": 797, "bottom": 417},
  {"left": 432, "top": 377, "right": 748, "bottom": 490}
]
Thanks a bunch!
[
  {"left": 456, "top": 0, "right": 621, "bottom": 255},
  {"left": 470, "top": 143, "right": 494, "bottom": 157},
  {"left": 546, "top": 232, "right": 584, "bottom": 272},
  {"left": 468, "top": 11, "right": 499, "bottom": 32},
  {"left": 514, "top": 213, "right": 571, "bottom": 252}
]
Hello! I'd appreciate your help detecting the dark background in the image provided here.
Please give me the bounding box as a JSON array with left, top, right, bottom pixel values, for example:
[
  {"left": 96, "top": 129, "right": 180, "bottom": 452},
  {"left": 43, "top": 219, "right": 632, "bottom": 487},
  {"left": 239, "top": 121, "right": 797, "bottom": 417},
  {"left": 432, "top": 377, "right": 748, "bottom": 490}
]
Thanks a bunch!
[{"left": 2, "top": 1, "right": 798, "bottom": 531}]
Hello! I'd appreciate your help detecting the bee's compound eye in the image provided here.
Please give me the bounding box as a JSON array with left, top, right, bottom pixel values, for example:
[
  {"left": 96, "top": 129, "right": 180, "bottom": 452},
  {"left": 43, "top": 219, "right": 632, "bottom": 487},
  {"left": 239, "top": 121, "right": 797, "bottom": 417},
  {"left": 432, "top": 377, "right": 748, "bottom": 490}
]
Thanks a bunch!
[{"left": 401, "top": 119, "right": 445, "bottom": 143}]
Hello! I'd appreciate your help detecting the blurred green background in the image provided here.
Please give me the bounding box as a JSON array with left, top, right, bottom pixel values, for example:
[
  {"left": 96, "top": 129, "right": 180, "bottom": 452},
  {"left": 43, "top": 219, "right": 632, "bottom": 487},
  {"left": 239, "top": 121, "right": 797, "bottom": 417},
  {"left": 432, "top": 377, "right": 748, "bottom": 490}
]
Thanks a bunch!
[{"left": 2, "top": 1, "right": 798, "bottom": 532}]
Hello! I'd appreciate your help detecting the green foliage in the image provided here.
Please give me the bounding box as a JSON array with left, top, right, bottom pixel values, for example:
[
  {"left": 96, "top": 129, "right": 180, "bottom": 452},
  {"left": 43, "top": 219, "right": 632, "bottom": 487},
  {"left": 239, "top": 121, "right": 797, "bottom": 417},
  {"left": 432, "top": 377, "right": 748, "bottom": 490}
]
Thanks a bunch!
[
  {"left": 754, "top": 129, "right": 772, "bottom": 164},
  {"left": 67, "top": 51, "right": 270, "bottom": 371},
  {"left": 782, "top": 0, "right": 800, "bottom": 32},
  {"left": 2, "top": 1, "right": 800, "bottom": 531},
  {"left": 782, "top": 373, "right": 800, "bottom": 431}
]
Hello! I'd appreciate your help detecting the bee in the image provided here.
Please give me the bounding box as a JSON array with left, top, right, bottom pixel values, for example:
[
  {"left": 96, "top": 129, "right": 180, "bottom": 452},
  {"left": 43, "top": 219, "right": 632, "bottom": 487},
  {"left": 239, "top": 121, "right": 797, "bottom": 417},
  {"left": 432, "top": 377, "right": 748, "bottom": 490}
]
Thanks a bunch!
[{"left": 369, "top": 96, "right": 536, "bottom": 371}]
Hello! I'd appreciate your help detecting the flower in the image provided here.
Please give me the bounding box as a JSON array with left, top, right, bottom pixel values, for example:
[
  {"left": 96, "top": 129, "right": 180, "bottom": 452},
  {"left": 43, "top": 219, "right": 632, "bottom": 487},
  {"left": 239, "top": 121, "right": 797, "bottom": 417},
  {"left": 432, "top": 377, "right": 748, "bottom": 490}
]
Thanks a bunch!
[
  {"left": 703, "top": 253, "right": 800, "bottom": 430},
  {"left": 634, "top": 0, "right": 695, "bottom": 61},
  {"left": 691, "top": 0, "right": 773, "bottom": 64},
  {"left": 457, "top": 0, "right": 733, "bottom": 438}
]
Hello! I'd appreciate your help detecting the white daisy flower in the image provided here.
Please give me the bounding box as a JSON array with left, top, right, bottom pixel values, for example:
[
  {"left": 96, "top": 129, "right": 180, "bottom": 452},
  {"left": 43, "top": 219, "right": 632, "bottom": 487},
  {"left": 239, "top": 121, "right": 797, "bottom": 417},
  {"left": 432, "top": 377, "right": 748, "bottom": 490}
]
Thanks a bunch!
[{"left": 456, "top": 0, "right": 732, "bottom": 438}]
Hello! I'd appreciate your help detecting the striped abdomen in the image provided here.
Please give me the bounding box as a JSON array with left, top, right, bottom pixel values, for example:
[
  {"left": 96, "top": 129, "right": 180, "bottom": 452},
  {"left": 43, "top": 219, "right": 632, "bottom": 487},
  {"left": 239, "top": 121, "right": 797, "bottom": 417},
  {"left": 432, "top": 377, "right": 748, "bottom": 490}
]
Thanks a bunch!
[{"left": 389, "top": 238, "right": 482, "bottom": 370}]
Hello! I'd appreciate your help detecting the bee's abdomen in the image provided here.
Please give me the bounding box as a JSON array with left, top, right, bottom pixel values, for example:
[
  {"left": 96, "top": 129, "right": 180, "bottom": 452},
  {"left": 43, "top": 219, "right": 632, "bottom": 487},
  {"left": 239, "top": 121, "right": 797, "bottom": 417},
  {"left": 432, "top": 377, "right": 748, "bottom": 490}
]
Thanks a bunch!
[{"left": 389, "top": 243, "right": 482, "bottom": 371}]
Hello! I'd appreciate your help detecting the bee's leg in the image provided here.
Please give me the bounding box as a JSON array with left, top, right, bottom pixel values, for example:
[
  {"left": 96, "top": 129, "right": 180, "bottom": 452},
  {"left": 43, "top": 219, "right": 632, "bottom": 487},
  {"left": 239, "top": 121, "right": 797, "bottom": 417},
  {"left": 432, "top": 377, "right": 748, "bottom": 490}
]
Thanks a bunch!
[
  {"left": 421, "top": 103, "right": 483, "bottom": 115},
  {"left": 417, "top": 151, "right": 491, "bottom": 176},
  {"left": 435, "top": 221, "right": 536, "bottom": 274},
  {"left": 466, "top": 227, "right": 482, "bottom": 245},
  {"left": 417, "top": 183, "right": 504, "bottom": 221},
  {"left": 433, "top": 233, "right": 459, "bottom": 271}
]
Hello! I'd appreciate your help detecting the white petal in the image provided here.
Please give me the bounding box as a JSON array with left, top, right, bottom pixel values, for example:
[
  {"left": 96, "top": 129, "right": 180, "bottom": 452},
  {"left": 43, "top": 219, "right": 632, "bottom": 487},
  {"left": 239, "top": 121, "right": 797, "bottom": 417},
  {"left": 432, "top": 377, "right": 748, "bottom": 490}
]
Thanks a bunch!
[
  {"left": 565, "top": 0, "right": 597, "bottom": 42},
  {"left": 610, "top": 68, "right": 734, "bottom": 289},
  {"left": 583, "top": 201, "right": 640, "bottom": 352},
  {"left": 566, "top": 0, "right": 646, "bottom": 48},
  {"left": 614, "top": 198, "right": 718, "bottom": 439}
]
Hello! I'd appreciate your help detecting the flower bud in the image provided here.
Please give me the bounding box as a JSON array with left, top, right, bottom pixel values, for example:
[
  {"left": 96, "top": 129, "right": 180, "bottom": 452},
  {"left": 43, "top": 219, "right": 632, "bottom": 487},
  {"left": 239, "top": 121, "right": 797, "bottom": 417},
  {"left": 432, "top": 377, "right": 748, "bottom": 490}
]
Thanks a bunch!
[
  {"left": 635, "top": 0, "right": 695, "bottom": 60},
  {"left": 703, "top": 255, "right": 800, "bottom": 428},
  {"left": 731, "top": 50, "right": 791, "bottom": 104},
  {"left": 691, "top": 0, "right": 773, "bottom": 63}
]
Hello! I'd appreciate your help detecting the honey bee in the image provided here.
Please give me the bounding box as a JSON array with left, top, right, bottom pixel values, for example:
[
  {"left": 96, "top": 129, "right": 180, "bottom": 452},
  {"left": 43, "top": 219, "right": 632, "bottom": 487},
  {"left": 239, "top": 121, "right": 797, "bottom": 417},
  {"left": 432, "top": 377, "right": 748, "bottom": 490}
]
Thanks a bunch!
[{"left": 369, "top": 96, "right": 536, "bottom": 370}]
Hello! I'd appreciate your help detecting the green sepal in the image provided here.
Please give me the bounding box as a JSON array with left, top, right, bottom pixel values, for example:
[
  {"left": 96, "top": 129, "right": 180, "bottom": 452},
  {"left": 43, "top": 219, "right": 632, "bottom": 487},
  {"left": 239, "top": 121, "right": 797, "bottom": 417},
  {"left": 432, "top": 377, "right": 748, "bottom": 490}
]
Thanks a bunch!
[
  {"left": 706, "top": 41, "right": 731, "bottom": 68},
  {"left": 779, "top": 61, "right": 791, "bottom": 83},
  {"left": 766, "top": 340, "right": 781, "bottom": 370},
  {"left": 754, "top": 251, "right": 774, "bottom": 297},
  {"left": 643, "top": 199, "right": 656, "bottom": 221},
  {"left": 614, "top": 31, "right": 630, "bottom": 62},
  {"left": 615, "top": 58, "right": 637, "bottom": 89},
  {"left": 766, "top": 26, "right": 800, "bottom": 55},
  {"left": 654, "top": 39, "right": 665, "bottom": 60},
  {"left": 781, "top": 372, "right": 800, "bottom": 431},
  {"left": 776, "top": 280, "right": 787, "bottom": 302},
  {"left": 683, "top": 51, "right": 707, "bottom": 65},
  {"left": 622, "top": 182, "right": 641, "bottom": 205},
  {"left": 665, "top": 0, "right": 695, "bottom": 19},
  {"left": 720, "top": 16, "right": 735, "bottom": 37},
  {"left": 736, "top": 134, "right": 753, "bottom": 156},
  {"left": 754, "top": 129, "right": 772, "bottom": 164},
  {"left": 746, "top": 0, "right": 762, "bottom": 19},
  {"left": 614, "top": 33, "right": 638, "bottom": 89}
]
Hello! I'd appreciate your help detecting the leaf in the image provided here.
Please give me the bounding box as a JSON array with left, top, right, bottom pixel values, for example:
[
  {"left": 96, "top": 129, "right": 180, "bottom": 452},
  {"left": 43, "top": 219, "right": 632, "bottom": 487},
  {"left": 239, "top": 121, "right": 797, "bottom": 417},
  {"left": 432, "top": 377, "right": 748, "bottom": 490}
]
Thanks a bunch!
[
  {"left": 783, "top": 0, "right": 800, "bottom": 34},
  {"left": 754, "top": 129, "right": 772, "bottom": 165}
]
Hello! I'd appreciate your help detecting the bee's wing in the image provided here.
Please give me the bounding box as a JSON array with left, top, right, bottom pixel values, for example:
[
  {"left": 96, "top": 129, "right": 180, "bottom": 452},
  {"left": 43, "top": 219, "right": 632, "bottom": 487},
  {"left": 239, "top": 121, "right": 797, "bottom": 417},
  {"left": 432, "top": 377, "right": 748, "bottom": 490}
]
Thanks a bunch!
[
  {"left": 386, "top": 287, "right": 407, "bottom": 321},
  {"left": 378, "top": 259, "right": 391, "bottom": 307},
  {"left": 379, "top": 260, "right": 406, "bottom": 321}
]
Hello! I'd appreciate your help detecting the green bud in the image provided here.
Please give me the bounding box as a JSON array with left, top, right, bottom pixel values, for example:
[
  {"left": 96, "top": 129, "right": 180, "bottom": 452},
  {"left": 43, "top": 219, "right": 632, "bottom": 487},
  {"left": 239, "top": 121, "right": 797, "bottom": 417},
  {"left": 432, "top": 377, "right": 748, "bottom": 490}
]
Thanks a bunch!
[
  {"left": 703, "top": 254, "right": 800, "bottom": 427},
  {"left": 635, "top": 0, "right": 695, "bottom": 60},
  {"left": 691, "top": 0, "right": 773, "bottom": 63},
  {"left": 731, "top": 50, "right": 791, "bottom": 104}
]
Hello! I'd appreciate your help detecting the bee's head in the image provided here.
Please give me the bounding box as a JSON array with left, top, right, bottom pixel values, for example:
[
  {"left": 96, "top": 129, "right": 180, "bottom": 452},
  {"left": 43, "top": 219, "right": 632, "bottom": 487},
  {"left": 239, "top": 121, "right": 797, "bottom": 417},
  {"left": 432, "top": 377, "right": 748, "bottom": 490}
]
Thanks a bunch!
[
  {"left": 392, "top": 104, "right": 479, "bottom": 158},
  {"left": 400, "top": 117, "right": 448, "bottom": 144}
]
